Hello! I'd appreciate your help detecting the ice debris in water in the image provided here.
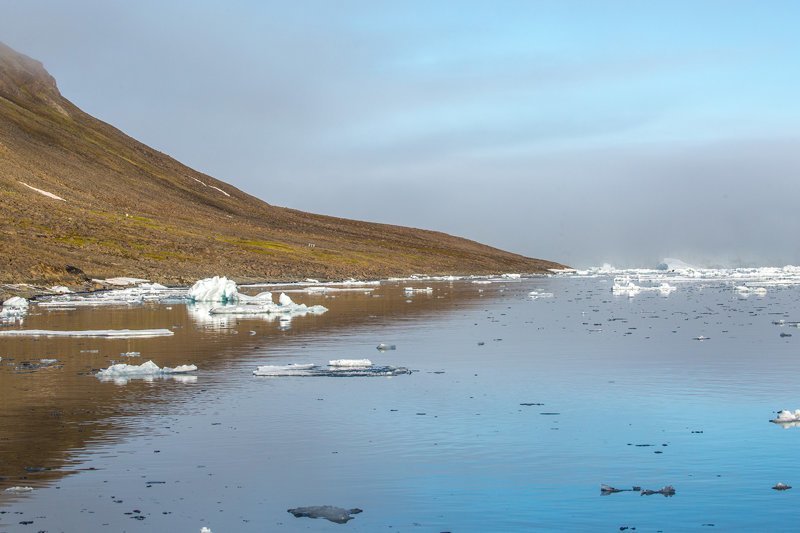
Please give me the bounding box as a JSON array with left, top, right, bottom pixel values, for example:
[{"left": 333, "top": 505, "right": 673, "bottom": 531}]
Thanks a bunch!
[
  {"left": 208, "top": 291, "right": 327, "bottom": 317},
  {"left": 97, "top": 360, "right": 197, "bottom": 384},
  {"left": 612, "top": 277, "right": 676, "bottom": 297},
  {"left": 377, "top": 343, "right": 396, "bottom": 351},
  {"left": 48, "top": 285, "right": 72, "bottom": 294},
  {"left": 735, "top": 285, "right": 768, "bottom": 296},
  {"left": 4, "top": 486, "right": 34, "bottom": 493},
  {"left": 771, "top": 410, "right": 800, "bottom": 424},
  {"left": 254, "top": 362, "right": 410, "bottom": 377},
  {"left": 404, "top": 286, "right": 433, "bottom": 294},
  {"left": 501, "top": 273, "right": 522, "bottom": 279},
  {"left": 39, "top": 282, "right": 182, "bottom": 308},
  {"left": 329, "top": 359, "right": 372, "bottom": 367},
  {"left": 200, "top": 528, "right": 213, "bottom": 533},
  {"left": 0, "top": 328, "right": 174, "bottom": 338},
  {"left": 528, "top": 290, "right": 554, "bottom": 299},
  {"left": 1, "top": 296, "right": 29, "bottom": 321},
  {"left": 773, "top": 483, "right": 792, "bottom": 491},
  {"left": 188, "top": 276, "right": 238, "bottom": 302},
  {"left": 288, "top": 506, "right": 363, "bottom": 524}
]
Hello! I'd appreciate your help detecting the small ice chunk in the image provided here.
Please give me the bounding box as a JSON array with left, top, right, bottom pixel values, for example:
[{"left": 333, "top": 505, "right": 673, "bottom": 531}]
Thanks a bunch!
[
  {"left": 501, "top": 273, "right": 522, "bottom": 279},
  {"left": 188, "top": 276, "right": 239, "bottom": 302},
  {"left": 528, "top": 291, "right": 554, "bottom": 299},
  {"left": 0, "top": 329, "right": 174, "bottom": 338},
  {"left": 329, "top": 359, "right": 372, "bottom": 367},
  {"left": 97, "top": 360, "right": 197, "bottom": 381},
  {"left": 278, "top": 292, "right": 294, "bottom": 306},
  {"left": 120, "top": 351, "right": 141, "bottom": 357},
  {"left": 103, "top": 277, "right": 150, "bottom": 286},
  {"left": 253, "top": 364, "right": 316, "bottom": 376},
  {"left": 771, "top": 409, "right": 800, "bottom": 423},
  {"left": 773, "top": 483, "right": 792, "bottom": 491},
  {"left": 200, "top": 528, "right": 213, "bottom": 533},
  {"left": 376, "top": 343, "right": 396, "bottom": 351},
  {"left": 404, "top": 287, "right": 433, "bottom": 294},
  {"left": 4, "top": 486, "right": 34, "bottom": 493},
  {"left": 288, "top": 506, "right": 363, "bottom": 524}
]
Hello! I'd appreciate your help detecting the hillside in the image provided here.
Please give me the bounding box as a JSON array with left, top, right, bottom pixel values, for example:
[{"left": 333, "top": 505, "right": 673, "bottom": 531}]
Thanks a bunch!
[{"left": 0, "top": 42, "right": 565, "bottom": 288}]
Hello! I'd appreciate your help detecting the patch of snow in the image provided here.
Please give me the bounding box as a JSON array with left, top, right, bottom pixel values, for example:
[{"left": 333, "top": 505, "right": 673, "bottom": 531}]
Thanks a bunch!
[
  {"left": 49, "top": 285, "right": 73, "bottom": 294},
  {"left": 0, "top": 328, "right": 174, "bottom": 338},
  {"left": 18, "top": 181, "right": 65, "bottom": 201},
  {"left": 209, "top": 185, "right": 231, "bottom": 197},
  {"left": 501, "top": 273, "right": 522, "bottom": 279}
]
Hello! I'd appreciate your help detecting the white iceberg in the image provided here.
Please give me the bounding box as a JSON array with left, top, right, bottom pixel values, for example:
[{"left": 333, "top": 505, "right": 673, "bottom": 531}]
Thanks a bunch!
[
  {"left": 612, "top": 277, "right": 676, "bottom": 297},
  {"left": 404, "top": 287, "right": 433, "bottom": 294},
  {"left": 208, "top": 291, "right": 328, "bottom": 317},
  {"left": 96, "top": 360, "right": 197, "bottom": 384},
  {"left": 188, "top": 276, "right": 239, "bottom": 302},
  {"left": 1, "top": 296, "right": 29, "bottom": 321},
  {"left": 735, "top": 285, "right": 767, "bottom": 296},
  {"left": 0, "top": 328, "right": 174, "bottom": 338},
  {"left": 772, "top": 410, "right": 800, "bottom": 423},
  {"left": 501, "top": 273, "right": 522, "bottom": 279},
  {"left": 329, "top": 359, "right": 372, "bottom": 367}
]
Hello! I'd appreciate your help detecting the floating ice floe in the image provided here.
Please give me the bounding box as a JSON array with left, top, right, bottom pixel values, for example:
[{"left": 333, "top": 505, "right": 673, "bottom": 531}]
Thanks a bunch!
[
  {"left": 735, "top": 285, "right": 768, "bottom": 296},
  {"left": 404, "top": 287, "right": 433, "bottom": 294},
  {"left": 102, "top": 277, "right": 151, "bottom": 286},
  {"left": 501, "top": 273, "right": 522, "bottom": 279},
  {"left": 254, "top": 361, "right": 410, "bottom": 377},
  {"left": 1, "top": 296, "right": 29, "bottom": 321},
  {"left": 376, "top": 343, "right": 396, "bottom": 351},
  {"left": 299, "top": 286, "right": 375, "bottom": 294},
  {"left": 38, "top": 282, "right": 183, "bottom": 308},
  {"left": 329, "top": 359, "right": 372, "bottom": 367},
  {"left": 611, "top": 277, "right": 676, "bottom": 297},
  {"left": 96, "top": 360, "right": 197, "bottom": 384},
  {"left": 771, "top": 410, "right": 800, "bottom": 424},
  {"left": 3, "top": 486, "right": 34, "bottom": 493},
  {"left": 188, "top": 276, "right": 238, "bottom": 302},
  {"left": 288, "top": 506, "right": 363, "bottom": 524},
  {"left": 209, "top": 292, "right": 327, "bottom": 318},
  {"left": 0, "top": 328, "right": 174, "bottom": 338},
  {"left": 528, "top": 290, "right": 554, "bottom": 299}
]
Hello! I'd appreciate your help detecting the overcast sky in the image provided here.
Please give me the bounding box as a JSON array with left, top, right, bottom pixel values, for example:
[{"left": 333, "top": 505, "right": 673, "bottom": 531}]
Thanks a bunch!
[{"left": 2, "top": 1, "right": 799, "bottom": 268}]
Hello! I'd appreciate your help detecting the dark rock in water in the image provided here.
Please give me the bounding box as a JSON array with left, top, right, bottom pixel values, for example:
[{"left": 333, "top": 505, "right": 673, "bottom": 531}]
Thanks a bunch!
[
  {"left": 288, "top": 505, "right": 363, "bottom": 524},
  {"left": 780, "top": 333, "right": 792, "bottom": 338},
  {"left": 772, "top": 482, "right": 792, "bottom": 491},
  {"left": 641, "top": 485, "right": 675, "bottom": 497},
  {"left": 601, "top": 484, "right": 641, "bottom": 495},
  {"left": 519, "top": 403, "right": 544, "bottom": 406}
]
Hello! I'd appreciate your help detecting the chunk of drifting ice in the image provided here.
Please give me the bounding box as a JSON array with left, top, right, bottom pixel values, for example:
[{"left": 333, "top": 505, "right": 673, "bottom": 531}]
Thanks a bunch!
[
  {"left": 1, "top": 296, "right": 29, "bottom": 320},
  {"left": 771, "top": 410, "right": 800, "bottom": 423},
  {"left": 200, "top": 527, "right": 213, "bottom": 533},
  {"left": 329, "top": 359, "right": 372, "bottom": 367},
  {"left": 377, "top": 343, "right": 396, "bottom": 351},
  {"left": 4, "top": 486, "right": 34, "bottom": 493},
  {"left": 501, "top": 273, "right": 522, "bottom": 279},
  {"left": 188, "top": 276, "right": 239, "bottom": 302},
  {"left": 237, "top": 291, "right": 273, "bottom": 303},
  {"left": 103, "top": 277, "right": 150, "bottom": 286},
  {"left": 735, "top": 285, "right": 767, "bottom": 296},
  {"left": 528, "top": 291, "right": 554, "bottom": 299},
  {"left": 288, "top": 506, "right": 363, "bottom": 524},
  {"left": 253, "top": 364, "right": 316, "bottom": 376},
  {"left": 96, "top": 360, "right": 197, "bottom": 380},
  {"left": 0, "top": 329, "right": 174, "bottom": 338},
  {"left": 404, "top": 287, "right": 433, "bottom": 294},
  {"left": 278, "top": 292, "right": 294, "bottom": 306}
]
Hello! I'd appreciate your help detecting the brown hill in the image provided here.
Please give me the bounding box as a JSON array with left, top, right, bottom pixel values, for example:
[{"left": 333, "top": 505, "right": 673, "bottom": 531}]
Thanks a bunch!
[{"left": 0, "top": 42, "right": 565, "bottom": 288}]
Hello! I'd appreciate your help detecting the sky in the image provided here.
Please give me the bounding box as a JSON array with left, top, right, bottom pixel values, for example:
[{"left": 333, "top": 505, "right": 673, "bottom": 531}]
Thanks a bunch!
[{"left": 1, "top": 0, "right": 799, "bottom": 268}]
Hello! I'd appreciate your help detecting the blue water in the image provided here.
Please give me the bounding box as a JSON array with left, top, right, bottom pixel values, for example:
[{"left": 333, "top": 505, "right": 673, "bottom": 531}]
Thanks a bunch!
[{"left": 2, "top": 277, "right": 800, "bottom": 531}]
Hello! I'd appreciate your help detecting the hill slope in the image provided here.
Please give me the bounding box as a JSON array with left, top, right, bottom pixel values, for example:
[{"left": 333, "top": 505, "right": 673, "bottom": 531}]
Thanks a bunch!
[{"left": 0, "top": 42, "right": 565, "bottom": 286}]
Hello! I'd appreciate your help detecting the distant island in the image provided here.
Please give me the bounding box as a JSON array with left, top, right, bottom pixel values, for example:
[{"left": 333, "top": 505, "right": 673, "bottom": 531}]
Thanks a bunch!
[{"left": 0, "top": 42, "right": 564, "bottom": 292}]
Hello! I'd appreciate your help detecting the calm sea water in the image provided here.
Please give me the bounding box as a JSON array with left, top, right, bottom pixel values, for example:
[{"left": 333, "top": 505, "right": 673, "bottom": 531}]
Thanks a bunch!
[{"left": 1, "top": 277, "right": 799, "bottom": 531}]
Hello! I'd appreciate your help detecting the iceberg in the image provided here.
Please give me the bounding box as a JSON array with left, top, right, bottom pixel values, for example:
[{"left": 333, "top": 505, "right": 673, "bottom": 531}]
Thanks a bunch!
[
  {"left": 1, "top": 296, "right": 29, "bottom": 321},
  {"left": 253, "top": 364, "right": 317, "bottom": 376},
  {"left": 208, "top": 291, "right": 328, "bottom": 318},
  {"left": 4, "top": 486, "right": 34, "bottom": 493},
  {"left": 404, "top": 287, "right": 433, "bottom": 294},
  {"left": 501, "top": 273, "right": 522, "bottom": 279},
  {"left": 188, "top": 276, "right": 239, "bottom": 302},
  {"left": 528, "top": 290, "right": 554, "bottom": 299},
  {"left": 255, "top": 363, "right": 411, "bottom": 377},
  {"left": 612, "top": 277, "right": 676, "bottom": 297},
  {"left": 0, "top": 328, "right": 174, "bottom": 338}
]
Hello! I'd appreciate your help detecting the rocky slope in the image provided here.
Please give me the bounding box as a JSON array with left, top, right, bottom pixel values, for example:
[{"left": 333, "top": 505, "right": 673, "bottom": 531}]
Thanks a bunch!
[{"left": 0, "top": 42, "right": 565, "bottom": 288}]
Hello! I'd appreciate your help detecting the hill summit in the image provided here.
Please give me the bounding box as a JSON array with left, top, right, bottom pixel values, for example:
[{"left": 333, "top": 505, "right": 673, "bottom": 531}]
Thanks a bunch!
[{"left": 0, "top": 42, "right": 564, "bottom": 287}]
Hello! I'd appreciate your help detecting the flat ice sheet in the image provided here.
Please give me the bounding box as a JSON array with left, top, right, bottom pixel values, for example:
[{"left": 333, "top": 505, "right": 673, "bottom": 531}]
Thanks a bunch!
[{"left": 0, "top": 328, "right": 174, "bottom": 338}]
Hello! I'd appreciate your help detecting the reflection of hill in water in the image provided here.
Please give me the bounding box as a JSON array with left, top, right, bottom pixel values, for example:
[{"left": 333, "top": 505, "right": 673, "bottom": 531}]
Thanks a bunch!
[{"left": 0, "top": 282, "right": 488, "bottom": 491}]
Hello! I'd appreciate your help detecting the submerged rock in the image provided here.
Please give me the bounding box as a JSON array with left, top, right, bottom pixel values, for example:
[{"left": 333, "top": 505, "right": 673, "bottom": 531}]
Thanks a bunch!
[
  {"left": 641, "top": 485, "right": 675, "bottom": 497},
  {"left": 288, "top": 505, "right": 363, "bottom": 524}
]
